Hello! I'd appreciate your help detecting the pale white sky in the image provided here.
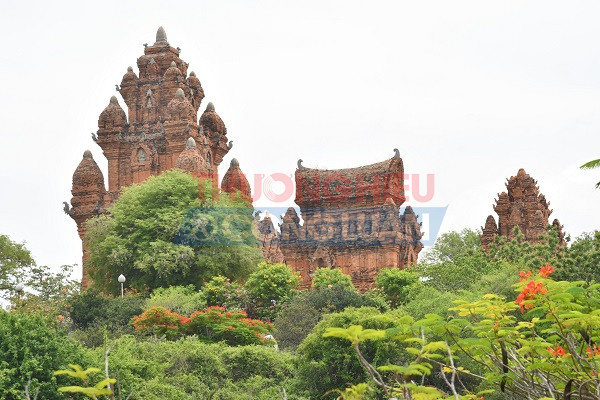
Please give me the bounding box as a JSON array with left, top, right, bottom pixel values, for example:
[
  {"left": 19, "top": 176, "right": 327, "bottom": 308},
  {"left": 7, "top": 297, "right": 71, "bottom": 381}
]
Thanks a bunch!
[{"left": 1, "top": 1, "right": 599, "bottom": 280}]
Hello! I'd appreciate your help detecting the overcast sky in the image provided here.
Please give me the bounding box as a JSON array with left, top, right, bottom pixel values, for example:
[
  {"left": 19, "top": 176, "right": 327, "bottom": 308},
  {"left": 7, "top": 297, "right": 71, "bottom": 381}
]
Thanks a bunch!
[{"left": 1, "top": 1, "right": 599, "bottom": 280}]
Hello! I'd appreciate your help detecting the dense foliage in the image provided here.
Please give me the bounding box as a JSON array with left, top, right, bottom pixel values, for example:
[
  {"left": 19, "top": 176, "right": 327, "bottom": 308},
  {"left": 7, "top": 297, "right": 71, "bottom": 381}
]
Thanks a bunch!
[
  {"left": 375, "top": 268, "right": 422, "bottom": 308},
  {"left": 0, "top": 311, "right": 83, "bottom": 400},
  {"left": 0, "top": 234, "right": 35, "bottom": 300},
  {"left": 132, "top": 305, "right": 272, "bottom": 346},
  {"left": 86, "top": 170, "right": 263, "bottom": 295},
  {"left": 312, "top": 267, "right": 355, "bottom": 291},
  {"left": 2, "top": 223, "right": 600, "bottom": 400},
  {"left": 274, "top": 286, "right": 388, "bottom": 351},
  {"left": 245, "top": 262, "right": 300, "bottom": 320}
]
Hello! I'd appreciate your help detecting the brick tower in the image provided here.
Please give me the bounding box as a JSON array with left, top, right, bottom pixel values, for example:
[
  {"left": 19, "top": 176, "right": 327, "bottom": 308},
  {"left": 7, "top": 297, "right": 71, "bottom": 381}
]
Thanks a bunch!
[
  {"left": 481, "top": 168, "right": 566, "bottom": 249},
  {"left": 67, "top": 27, "right": 235, "bottom": 288},
  {"left": 279, "top": 151, "right": 424, "bottom": 291}
]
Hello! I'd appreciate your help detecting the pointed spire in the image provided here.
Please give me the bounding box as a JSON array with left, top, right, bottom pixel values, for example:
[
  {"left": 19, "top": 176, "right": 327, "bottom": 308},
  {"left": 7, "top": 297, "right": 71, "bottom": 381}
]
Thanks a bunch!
[
  {"left": 155, "top": 26, "right": 168, "bottom": 45},
  {"left": 206, "top": 102, "right": 215, "bottom": 112},
  {"left": 83, "top": 150, "right": 93, "bottom": 159},
  {"left": 170, "top": 61, "right": 176, "bottom": 68},
  {"left": 186, "top": 137, "right": 196, "bottom": 149},
  {"left": 175, "top": 88, "right": 185, "bottom": 99},
  {"left": 231, "top": 158, "right": 239, "bottom": 166},
  {"left": 127, "top": 66, "right": 133, "bottom": 72},
  {"left": 110, "top": 95, "right": 118, "bottom": 105}
]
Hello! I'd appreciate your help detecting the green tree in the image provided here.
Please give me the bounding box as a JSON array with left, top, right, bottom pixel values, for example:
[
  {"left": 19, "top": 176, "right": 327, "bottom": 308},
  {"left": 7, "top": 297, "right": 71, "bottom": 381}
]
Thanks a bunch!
[
  {"left": 580, "top": 158, "right": 600, "bottom": 188},
  {"left": 375, "top": 268, "right": 422, "bottom": 308},
  {"left": 145, "top": 285, "right": 206, "bottom": 315},
  {"left": 245, "top": 262, "right": 300, "bottom": 321},
  {"left": 86, "top": 170, "right": 263, "bottom": 295},
  {"left": 0, "top": 310, "right": 84, "bottom": 400},
  {"left": 417, "top": 229, "right": 494, "bottom": 292},
  {"left": 0, "top": 234, "right": 35, "bottom": 300},
  {"left": 422, "top": 228, "right": 483, "bottom": 265},
  {"left": 274, "top": 286, "right": 388, "bottom": 351},
  {"left": 296, "top": 307, "right": 408, "bottom": 399},
  {"left": 312, "top": 268, "right": 355, "bottom": 291},
  {"left": 554, "top": 231, "right": 600, "bottom": 282},
  {"left": 202, "top": 275, "right": 248, "bottom": 311}
]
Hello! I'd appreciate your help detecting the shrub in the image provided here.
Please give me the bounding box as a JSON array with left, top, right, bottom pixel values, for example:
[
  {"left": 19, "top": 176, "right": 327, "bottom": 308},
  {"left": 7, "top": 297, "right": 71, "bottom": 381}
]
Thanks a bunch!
[
  {"left": 245, "top": 262, "right": 300, "bottom": 321},
  {"left": 312, "top": 268, "right": 355, "bottom": 291},
  {"left": 202, "top": 275, "right": 248, "bottom": 311},
  {"left": 82, "top": 335, "right": 302, "bottom": 399},
  {"left": 375, "top": 268, "right": 422, "bottom": 307},
  {"left": 296, "top": 307, "right": 407, "bottom": 399},
  {"left": 274, "top": 286, "right": 388, "bottom": 351},
  {"left": 132, "top": 306, "right": 188, "bottom": 339},
  {"left": 184, "top": 306, "right": 272, "bottom": 346},
  {"left": 69, "top": 289, "right": 144, "bottom": 330},
  {"left": 145, "top": 285, "right": 205, "bottom": 315},
  {"left": 0, "top": 310, "right": 84, "bottom": 400}
]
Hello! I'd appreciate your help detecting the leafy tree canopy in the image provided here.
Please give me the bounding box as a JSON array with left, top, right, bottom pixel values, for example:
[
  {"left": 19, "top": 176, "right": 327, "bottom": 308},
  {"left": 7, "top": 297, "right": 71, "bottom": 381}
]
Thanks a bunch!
[
  {"left": 86, "top": 170, "right": 264, "bottom": 295},
  {"left": 0, "top": 234, "right": 35, "bottom": 300},
  {"left": 312, "top": 268, "right": 355, "bottom": 291}
]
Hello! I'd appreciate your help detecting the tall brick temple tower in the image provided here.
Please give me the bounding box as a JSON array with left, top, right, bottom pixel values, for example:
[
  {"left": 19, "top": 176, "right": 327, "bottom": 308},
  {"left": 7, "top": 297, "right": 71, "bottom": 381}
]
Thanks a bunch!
[
  {"left": 481, "top": 168, "right": 566, "bottom": 249},
  {"left": 66, "top": 27, "right": 242, "bottom": 288},
  {"left": 279, "top": 151, "right": 424, "bottom": 291}
]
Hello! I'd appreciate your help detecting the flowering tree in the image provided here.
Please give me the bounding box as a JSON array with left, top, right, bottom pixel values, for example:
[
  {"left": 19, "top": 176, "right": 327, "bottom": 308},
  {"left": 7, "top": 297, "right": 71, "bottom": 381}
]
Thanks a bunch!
[
  {"left": 132, "top": 306, "right": 189, "bottom": 339},
  {"left": 132, "top": 305, "right": 271, "bottom": 346},
  {"left": 183, "top": 306, "right": 272, "bottom": 346},
  {"left": 324, "top": 264, "right": 600, "bottom": 399}
]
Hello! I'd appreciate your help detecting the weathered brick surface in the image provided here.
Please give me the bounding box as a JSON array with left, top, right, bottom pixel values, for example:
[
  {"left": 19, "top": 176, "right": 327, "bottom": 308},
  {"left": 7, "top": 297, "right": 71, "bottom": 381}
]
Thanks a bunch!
[
  {"left": 280, "top": 154, "right": 423, "bottom": 291},
  {"left": 481, "top": 168, "right": 566, "bottom": 249},
  {"left": 68, "top": 28, "right": 232, "bottom": 288}
]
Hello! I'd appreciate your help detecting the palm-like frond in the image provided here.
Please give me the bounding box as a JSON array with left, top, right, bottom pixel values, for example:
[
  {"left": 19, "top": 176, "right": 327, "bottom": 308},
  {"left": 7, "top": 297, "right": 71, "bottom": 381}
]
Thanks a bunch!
[{"left": 580, "top": 159, "right": 600, "bottom": 170}]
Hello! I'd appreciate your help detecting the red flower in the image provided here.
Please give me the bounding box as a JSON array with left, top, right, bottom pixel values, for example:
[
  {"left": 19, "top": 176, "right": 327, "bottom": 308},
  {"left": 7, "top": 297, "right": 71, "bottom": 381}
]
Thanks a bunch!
[
  {"left": 538, "top": 264, "right": 555, "bottom": 278},
  {"left": 519, "top": 271, "right": 532, "bottom": 282},
  {"left": 548, "top": 345, "right": 567, "bottom": 357},
  {"left": 587, "top": 345, "right": 600, "bottom": 358},
  {"left": 515, "top": 280, "right": 547, "bottom": 312}
]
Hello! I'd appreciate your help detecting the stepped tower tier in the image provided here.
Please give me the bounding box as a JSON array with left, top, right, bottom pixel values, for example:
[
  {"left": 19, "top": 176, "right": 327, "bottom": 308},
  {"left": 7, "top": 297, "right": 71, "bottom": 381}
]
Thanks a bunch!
[
  {"left": 68, "top": 27, "right": 233, "bottom": 289},
  {"left": 91, "top": 26, "right": 229, "bottom": 193}
]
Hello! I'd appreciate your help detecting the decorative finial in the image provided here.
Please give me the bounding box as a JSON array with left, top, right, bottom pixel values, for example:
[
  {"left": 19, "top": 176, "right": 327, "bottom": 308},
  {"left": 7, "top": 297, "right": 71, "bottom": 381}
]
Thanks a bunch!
[
  {"left": 127, "top": 66, "right": 133, "bottom": 72},
  {"left": 175, "top": 88, "right": 185, "bottom": 98},
  {"left": 155, "top": 26, "right": 168, "bottom": 45},
  {"left": 190, "top": 71, "right": 196, "bottom": 77},
  {"left": 110, "top": 96, "right": 118, "bottom": 105},
  {"left": 206, "top": 102, "right": 215, "bottom": 112},
  {"left": 170, "top": 61, "right": 176, "bottom": 68},
  {"left": 185, "top": 137, "right": 196, "bottom": 149},
  {"left": 393, "top": 148, "right": 400, "bottom": 159},
  {"left": 83, "top": 150, "right": 93, "bottom": 159},
  {"left": 149, "top": 58, "right": 155, "bottom": 64},
  {"left": 297, "top": 159, "right": 304, "bottom": 169},
  {"left": 231, "top": 158, "right": 239, "bottom": 167}
]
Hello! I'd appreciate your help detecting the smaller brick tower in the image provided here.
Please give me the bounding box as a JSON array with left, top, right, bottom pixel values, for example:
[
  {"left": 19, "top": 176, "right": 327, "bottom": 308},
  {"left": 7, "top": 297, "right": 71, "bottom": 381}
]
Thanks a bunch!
[{"left": 481, "top": 168, "right": 566, "bottom": 249}]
